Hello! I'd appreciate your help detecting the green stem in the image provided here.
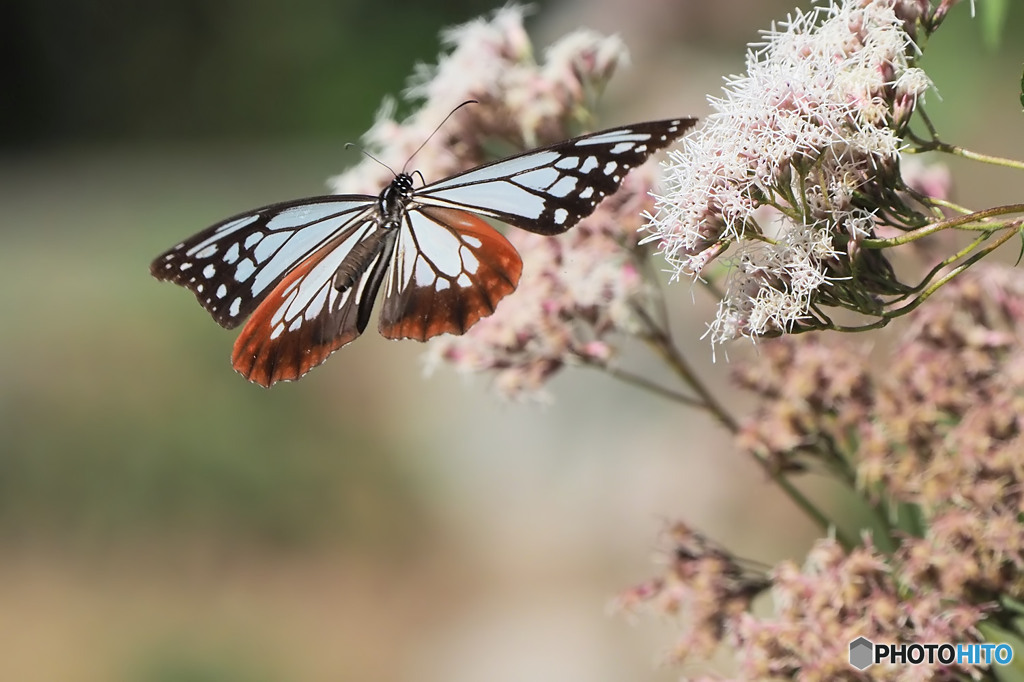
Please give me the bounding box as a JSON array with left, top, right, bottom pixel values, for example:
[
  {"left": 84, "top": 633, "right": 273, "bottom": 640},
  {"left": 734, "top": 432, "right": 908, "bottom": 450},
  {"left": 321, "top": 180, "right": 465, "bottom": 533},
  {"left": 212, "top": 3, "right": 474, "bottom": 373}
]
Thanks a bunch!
[
  {"left": 631, "top": 304, "right": 851, "bottom": 544},
  {"left": 881, "top": 228, "right": 1019, "bottom": 319},
  {"left": 860, "top": 205, "right": 1024, "bottom": 249},
  {"left": 774, "top": 475, "right": 857, "bottom": 550},
  {"left": 914, "top": 137, "right": 1024, "bottom": 171},
  {"left": 910, "top": 108, "right": 1024, "bottom": 171},
  {"left": 585, "top": 359, "right": 704, "bottom": 407},
  {"left": 638, "top": 316, "right": 738, "bottom": 433}
]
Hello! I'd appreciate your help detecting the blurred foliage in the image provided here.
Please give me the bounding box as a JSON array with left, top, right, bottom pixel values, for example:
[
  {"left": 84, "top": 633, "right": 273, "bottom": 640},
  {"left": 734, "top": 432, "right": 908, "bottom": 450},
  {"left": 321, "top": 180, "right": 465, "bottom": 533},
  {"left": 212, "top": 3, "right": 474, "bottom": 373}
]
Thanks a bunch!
[
  {"left": 4, "top": 0, "right": 521, "bottom": 147},
  {"left": 130, "top": 644, "right": 276, "bottom": 682},
  {"left": 978, "top": 0, "right": 1009, "bottom": 48}
]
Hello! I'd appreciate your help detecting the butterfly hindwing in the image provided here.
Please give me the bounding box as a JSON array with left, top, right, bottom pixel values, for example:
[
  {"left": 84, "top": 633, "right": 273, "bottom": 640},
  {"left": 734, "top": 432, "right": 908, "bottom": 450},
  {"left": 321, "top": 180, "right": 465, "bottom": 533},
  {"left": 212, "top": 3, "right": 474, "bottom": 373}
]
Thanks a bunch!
[
  {"left": 378, "top": 207, "right": 523, "bottom": 341},
  {"left": 416, "top": 118, "right": 697, "bottom": 235},
  {"left": 151, "top": 196, "right": 374, "bottom": 328},
  {"left": 231, "top": 221, "right": 397, "bottom": 386}
]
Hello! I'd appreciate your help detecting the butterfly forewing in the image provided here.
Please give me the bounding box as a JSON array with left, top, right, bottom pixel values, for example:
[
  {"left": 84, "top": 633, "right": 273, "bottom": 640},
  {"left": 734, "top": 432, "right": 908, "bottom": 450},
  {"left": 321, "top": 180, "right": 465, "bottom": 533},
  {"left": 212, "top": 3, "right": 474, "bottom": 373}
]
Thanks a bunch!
[
  {"left": 379, "top": 207, "right": 522, "bottom": 341},
  {"left": 151, "top": 197, "right": 374, "bottom": 328},
  {"left": 416, "top": 118, "right": 697, "bottom": 235}
]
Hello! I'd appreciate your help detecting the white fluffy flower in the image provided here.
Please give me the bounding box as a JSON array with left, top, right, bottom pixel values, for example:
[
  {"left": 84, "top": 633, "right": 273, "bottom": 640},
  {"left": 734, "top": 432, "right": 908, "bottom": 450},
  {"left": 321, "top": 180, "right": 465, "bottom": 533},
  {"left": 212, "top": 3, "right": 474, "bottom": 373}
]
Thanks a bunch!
[{"left": 644, "top": 0, "right": 930, "bottom": 345}]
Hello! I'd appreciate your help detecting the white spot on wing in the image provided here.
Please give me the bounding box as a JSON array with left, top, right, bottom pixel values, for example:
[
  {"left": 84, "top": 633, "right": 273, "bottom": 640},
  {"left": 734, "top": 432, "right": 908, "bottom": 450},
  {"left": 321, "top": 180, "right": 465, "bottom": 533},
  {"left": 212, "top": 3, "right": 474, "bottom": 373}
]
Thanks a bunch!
[
  {"left": 580, "top": 157, "right": 598, "bottom": 173},
  {"left": 254, "top": 231, "right": 289, "bottom": 263},
  {"left": 553, "top": 208, "right": 568, "bottom": 225},
  {"left": 426, "top": 182, "right": 545, "bottom": 220},
  {"left": 603, "top": 161, "right": 617, "bottom": 175},
  {"left": 216, "top": 215, "right": 259, "bottom": 234},
  {"left": 229, "top": 298, "right": 241, "bottom": 317},
  {"left": 244, "top": 233, "right": 262, "bottom": 249},
  {"left": 272, "top": 289, "right": 299, "bottom": 325},
  {"left": 460, "top": 246, "right": 479, "bottom": 274},
  {"left": 609, "top": 142, "right": 634, "bottom": 154},
  {"left": 305, "top": 284, "right": 329, "bottom": 321},
  {"left": 414, "top": 256, "right": 436, "bottom": 286},
  {"left": 548, "top": 176, "right": 578, "bottom": 198},
  {"left": 251, "top": 216, "right": 365, "bottom": 296},
  {"left": 185, "top": 215, "right": 258, "bottom": 257},
  {"left": 216, "top": 284, "right": 227, "bottom": 298},
  {"left": 224, "top": 243, "right": 240, "bottom": 264},
  {"left": 580, "top": 187, "right": 594, "bottom": 199},
  {"left": 576, "top": 131, "right": 652, "bottom": 146},
  {"left": 463, "top": 235, "right": 482, "bottom": 248},
  {"left": 235, "top": 258, "right": 256, "bottom": 282},
  {"left": 427, "top": 151, "right": 560, "bottom": 190},
  {"left": 203, "top": 264, "right": 216, "bottom": 278},
  {"left": 514, "top": 167, "right": 559, "bottom": 191},
  {"left": 555, "top": 156, "right": 580, "bottom": 170},
  {"left": 457, "top": 273, "right": 471, "bottom": 287},
  {"left": 266, "top": 203, "right": 352, "bottom": 231},
  {"left": 409, "top": 213, "right": 463, "bottom": 277}
]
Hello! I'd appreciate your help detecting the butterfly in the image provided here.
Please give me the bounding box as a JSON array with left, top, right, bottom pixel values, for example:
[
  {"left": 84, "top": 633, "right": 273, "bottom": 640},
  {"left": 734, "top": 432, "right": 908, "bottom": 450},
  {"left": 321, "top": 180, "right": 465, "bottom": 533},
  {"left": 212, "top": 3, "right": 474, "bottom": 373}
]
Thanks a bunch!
[{"left": 151, "top": 117, "right": 697, "bottom": 386}]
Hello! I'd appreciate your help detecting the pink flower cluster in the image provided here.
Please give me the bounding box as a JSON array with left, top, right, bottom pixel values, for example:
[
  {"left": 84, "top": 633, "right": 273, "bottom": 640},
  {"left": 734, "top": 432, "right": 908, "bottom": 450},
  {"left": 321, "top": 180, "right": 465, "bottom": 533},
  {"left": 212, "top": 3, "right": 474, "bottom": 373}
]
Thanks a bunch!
[
  {"left": 625, "top": 264, "right": 1024, "bottom": 679},
  {"left": 329, "top": 5, "right": 629, "bottom": 196}
]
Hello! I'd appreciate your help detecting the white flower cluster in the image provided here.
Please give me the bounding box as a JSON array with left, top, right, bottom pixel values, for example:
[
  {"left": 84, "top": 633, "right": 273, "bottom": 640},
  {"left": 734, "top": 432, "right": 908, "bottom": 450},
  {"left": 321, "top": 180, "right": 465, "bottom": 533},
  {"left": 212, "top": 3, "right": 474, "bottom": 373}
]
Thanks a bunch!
[{"left": 643, "top": 0, "right": 931, "bottom": 345}]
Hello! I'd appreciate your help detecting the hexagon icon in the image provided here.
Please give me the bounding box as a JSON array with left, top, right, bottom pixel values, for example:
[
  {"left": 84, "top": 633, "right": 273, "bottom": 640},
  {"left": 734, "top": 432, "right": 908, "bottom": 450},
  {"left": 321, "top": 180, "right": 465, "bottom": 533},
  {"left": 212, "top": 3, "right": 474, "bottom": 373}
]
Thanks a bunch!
[{"left": 849, "top": 637, "right": 874, "bottom": 670}]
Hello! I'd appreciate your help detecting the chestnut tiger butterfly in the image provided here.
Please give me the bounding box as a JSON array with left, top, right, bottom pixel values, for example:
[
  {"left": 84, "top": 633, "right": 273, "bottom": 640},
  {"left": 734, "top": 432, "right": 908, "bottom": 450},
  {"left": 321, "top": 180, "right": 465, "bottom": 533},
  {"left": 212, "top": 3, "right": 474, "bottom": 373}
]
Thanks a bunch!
[{"left": 151, "top": 116, "right": 697, "bottom": 386}]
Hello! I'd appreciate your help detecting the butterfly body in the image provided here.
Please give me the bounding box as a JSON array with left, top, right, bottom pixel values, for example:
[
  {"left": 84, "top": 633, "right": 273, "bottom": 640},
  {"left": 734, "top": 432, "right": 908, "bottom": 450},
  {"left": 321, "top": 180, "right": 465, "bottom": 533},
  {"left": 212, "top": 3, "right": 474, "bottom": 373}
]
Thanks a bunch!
[
  {"left": 152, "top": 117, "right": 697, "bottom": 386},
  {"left": 377, "top": 173, "right": 416, "bottom": 230}
]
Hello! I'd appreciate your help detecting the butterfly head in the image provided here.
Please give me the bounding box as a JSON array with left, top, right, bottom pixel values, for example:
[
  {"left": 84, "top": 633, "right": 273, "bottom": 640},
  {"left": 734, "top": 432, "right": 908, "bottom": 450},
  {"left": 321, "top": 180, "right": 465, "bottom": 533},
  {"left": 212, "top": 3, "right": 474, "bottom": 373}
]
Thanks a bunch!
[{"left": 378, "top": 173, "right": 416, "bottom": 229}]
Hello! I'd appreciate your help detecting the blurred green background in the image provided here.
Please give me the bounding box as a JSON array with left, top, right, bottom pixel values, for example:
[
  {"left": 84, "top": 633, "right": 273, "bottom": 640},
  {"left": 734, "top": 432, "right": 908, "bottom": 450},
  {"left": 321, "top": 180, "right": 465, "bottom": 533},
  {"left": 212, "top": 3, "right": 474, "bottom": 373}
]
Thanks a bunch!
[{"left": 2, "top": 1, "right": 1023, "bottom": 681}]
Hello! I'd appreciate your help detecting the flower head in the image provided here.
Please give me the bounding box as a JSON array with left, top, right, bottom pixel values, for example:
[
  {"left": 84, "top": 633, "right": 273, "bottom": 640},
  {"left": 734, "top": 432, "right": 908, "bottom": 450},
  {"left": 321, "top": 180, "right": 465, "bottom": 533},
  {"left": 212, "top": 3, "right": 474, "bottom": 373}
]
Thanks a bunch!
[{"left": 643, "top": 0, "right": 933, "bottom": 346}]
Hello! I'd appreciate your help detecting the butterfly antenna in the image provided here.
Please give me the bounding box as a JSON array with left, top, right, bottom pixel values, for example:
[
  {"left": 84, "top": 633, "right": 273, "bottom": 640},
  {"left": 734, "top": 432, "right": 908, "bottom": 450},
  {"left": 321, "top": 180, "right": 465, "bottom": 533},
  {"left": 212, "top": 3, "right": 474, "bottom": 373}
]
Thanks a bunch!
[
  {"left": 402, "top": 99, "right": 478, "bottom": 174},
  {"left": 344, "top": 142, "right": 397, "bottom": 177}
]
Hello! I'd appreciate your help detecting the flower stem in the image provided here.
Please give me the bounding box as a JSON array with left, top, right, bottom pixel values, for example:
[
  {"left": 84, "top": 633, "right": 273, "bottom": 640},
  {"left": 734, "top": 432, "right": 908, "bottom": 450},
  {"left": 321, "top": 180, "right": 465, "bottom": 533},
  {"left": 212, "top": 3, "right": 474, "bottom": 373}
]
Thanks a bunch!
[
  {"left": 860, "top": 205, "right": 1024, "bottom": 249},
  {"left": 882, "top": 227, "right": 1020, "bottom": 320},
  {"left": 581, "top": 356, "right": 705, "bottom": 407},
  {"left": 637, "top": 311, "right": 738, "bottom": 433},
  {"left": 911, "top": 108, "right": 1024, "bottom": 171}
]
